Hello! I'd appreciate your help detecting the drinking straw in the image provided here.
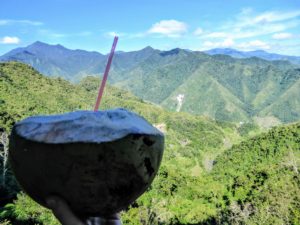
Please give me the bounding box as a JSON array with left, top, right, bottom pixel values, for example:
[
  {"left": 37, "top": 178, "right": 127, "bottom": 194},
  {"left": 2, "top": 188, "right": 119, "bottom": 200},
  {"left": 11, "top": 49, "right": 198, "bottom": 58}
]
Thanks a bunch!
[{"left": 94, "top": 36, "right": 118, "bottom": 111}]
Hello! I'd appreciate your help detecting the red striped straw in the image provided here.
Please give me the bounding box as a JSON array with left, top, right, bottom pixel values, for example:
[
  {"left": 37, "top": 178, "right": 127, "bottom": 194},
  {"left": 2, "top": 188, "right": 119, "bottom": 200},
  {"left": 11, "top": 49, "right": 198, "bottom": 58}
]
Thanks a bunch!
[{"left": 94, "top": 36, "right": 119, "bottom": 111}]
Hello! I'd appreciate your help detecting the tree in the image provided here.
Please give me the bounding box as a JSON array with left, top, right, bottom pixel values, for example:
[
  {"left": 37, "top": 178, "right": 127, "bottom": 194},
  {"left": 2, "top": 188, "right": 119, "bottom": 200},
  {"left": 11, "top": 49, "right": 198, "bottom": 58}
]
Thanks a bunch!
[{"left": 0, "top": 129, "right": 9, "bottom": 186}]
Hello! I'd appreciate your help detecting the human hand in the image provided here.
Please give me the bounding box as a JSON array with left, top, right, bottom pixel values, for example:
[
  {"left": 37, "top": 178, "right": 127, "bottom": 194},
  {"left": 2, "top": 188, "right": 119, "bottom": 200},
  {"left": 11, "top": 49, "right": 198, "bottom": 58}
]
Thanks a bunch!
[{"left": 46, "top": 196, "right": 121, "bottom": 225}]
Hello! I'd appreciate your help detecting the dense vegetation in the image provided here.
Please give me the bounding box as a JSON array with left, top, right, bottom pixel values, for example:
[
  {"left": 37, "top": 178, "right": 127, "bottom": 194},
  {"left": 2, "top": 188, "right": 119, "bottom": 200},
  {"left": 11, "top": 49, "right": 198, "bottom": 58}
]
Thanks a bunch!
[
  {"left": 1, "top": 42, "right": 300, "bottom": 124},
  {"left": 0, "top": 62, "right": 299, "bottom": 225},
  {"left": 122, "top": 123, "right": 300, "bottom": 225},
  {"left": 117, "top": 52, "right": 300, "bottom": 124}
]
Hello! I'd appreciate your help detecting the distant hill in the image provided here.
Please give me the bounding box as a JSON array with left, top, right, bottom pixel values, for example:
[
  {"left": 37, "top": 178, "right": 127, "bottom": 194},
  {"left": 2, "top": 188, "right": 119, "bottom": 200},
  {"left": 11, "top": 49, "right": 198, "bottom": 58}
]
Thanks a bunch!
[
  {"left": 205, "top": 48, "right": 300, "bottom": 65},
  {"left": 0, "top": 41, "right": 107, "bottom": 80},
  {"left": 1, "top": 42, "right": 300, "bottom": 123},
  {"left": 0, "top": 42, "right": 157, "bottom": 81}
]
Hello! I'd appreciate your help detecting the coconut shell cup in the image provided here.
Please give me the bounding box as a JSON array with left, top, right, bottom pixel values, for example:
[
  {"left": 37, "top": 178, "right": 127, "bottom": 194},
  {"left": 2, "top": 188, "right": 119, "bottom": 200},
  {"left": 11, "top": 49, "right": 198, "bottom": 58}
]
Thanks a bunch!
[{"left": 9, "top": 108, "right": 164, "bottom": 218}]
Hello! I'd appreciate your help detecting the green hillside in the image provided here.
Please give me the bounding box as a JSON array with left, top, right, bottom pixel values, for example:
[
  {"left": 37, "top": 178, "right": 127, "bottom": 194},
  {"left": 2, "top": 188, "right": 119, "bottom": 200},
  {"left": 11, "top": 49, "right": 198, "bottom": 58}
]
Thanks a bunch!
[
  {"left": 0, "top": 62, "right": 251, "bottom": 224},
  {"left": 161, "top": 62, "right": 249, "bottom": 122},
  {"left": 259, "top": 78, "right": 300, "bottom": 122},
  {"left": 1, "top": 62, "right": 299, "bottom": 225},
  {"left": 120, "top": 123, "right": 300, "bottom": 225},
  {"left": 112, "top": 50, "right": 300, "bottom": 124},
  {"left": 0, "top": 62, "right": 240, "bottom": 162},
  {"left": 115, "top": 49, "right": 205, "bottom": 104},
  {"left": 212, "top": 122, "right": 300, "bottom": 224}
]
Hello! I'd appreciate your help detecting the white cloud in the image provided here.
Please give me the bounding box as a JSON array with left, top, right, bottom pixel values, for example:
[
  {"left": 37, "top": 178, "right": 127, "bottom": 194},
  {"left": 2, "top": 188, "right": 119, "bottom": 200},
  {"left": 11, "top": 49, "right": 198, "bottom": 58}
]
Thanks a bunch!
[
  {"left": 203, "top": 41, "right": 215, "bottom": 48},
  {"left": 148, "top": 20, "right": 187, "bottom": 37},
  {"left": 104, "top": 31, "right": 144, "bottom": 40},
  {"left": 206, "top": 32, "right": 228, "bottom": 38},
  {"left": 106, "top": 31, "right": 119, "bottom": 37},
  {"left": 223, "top": 38, "right": 235, "bottom": 47},
  {"left": 272, "top": 32, "right": 293, "bottom": 39},
  {"left": 0, "top": 19, "right": 43, "bottom": 26},
  {"left": 251, "top": 10, "right": 300, "bottom": 24},
  {"left": 203, "top": 38, "right": 235, "bottom": 48},
  {"left": 0, "top": 20, "right": 9, "bottom": 26},
  {"left": 0, "top": 36, "right": 20, "bottom": 44},
  {"left": 240, "top": 7, "right": 254, "bottom": 16},
  {"left": 238, "top": 40, "right": 270, "bottom": 50},
  {"left": 193, "top": 28, "right": 203, "bottom": 36},
  {"left": 104, "top": 31, "right": 148, "bottom": 39},
  {"left": 51, "top": 33, "right": 66, "bottom": 38},
  {"left": 229, "top": 21, "right": 297, "bottom": 39},
  {"left": 203, "top": 9, "right": 300, "bottom": 41},
  {"left": 231, "top": 10, "right": 300, "bottom": 30},
  {"left": 202, "top": 38, "right": 271, "bottom": 51}
]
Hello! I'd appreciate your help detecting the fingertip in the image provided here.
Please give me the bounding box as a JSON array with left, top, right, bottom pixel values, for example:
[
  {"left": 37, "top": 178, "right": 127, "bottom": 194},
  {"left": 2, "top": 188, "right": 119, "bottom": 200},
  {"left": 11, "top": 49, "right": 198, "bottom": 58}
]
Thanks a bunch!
[{"left": 45, "top": 196, "right": 84, "bottom": 225}]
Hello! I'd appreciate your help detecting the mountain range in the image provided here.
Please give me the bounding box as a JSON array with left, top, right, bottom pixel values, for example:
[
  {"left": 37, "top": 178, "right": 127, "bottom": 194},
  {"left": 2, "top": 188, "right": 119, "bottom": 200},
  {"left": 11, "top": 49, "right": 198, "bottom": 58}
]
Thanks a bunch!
[
  {"left": 205, "top": 48, "right": 300, "bottom": 65},
  {"left": 1, "top": 42, "right": 300, "bottom": 124}
]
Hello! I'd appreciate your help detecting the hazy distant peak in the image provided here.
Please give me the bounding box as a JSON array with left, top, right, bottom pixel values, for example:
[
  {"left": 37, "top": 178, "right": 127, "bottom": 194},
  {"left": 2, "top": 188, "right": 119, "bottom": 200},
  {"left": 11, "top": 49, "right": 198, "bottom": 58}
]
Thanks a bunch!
[
  {"left": 159, "top": 48, "right": 187, "bottom": 57},
  {"left": 55, "top": 43, "right": 67, "bottom": 49},
  {"left": 29, "top": 41, "right": 50, "bottom": 48},
  {"left": 249, "top": 50, "right": 267, "bottom": 53},
  {"left": 26, "top": 41, "right": 67, "bottom": 54},
  {"left": 205, "top": 48, "right": 300, "bottom": 64},
  {"left": 31, "top": 41, "right": 45, "bottom": 45},
  {"left": 206, "top": 48, "right": 240, "bottom": 54},
  {"left": 142, "top": 46, "right": 154, "bottom": 51}
]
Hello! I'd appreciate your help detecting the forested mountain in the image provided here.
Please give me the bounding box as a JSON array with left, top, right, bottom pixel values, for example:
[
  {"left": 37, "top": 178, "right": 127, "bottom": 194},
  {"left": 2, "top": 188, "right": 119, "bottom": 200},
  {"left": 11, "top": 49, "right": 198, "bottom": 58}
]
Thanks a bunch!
[
  {"left": 0, "top": 41, "right": 106, "bottom": 81},
  {"left": 205, "top": 48, "right": 300, "bottom": 65},
  {"left": 112, "top": 49, "right": 300, "bottom": 123},
  {"left": 0, "top": 62, "right": 299, "bottom": 225},
  {"left": 0, "top": 61, "right": 244, "bottom": 224},
  {"left": 1, "top": 42, "right": 300, "bottom": 124},
  {"left": 0, "top": 42, "right": 157, "bottom": 81}
]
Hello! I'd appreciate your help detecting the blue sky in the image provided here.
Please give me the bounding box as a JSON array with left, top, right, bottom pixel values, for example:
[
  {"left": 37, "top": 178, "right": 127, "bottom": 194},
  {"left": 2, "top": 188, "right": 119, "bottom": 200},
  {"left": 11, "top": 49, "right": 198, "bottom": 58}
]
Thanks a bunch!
[{"left": 0, "top": 0, "right": 300, "bottom": 55}]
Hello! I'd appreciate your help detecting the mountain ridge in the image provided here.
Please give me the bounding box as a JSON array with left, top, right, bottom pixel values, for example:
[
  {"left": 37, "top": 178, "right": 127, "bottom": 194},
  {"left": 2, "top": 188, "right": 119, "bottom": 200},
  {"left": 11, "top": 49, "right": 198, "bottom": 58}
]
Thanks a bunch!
[
  {"left": 205, "top": 47, "right": 300, "bottom": 64},
  {"left": 1, "top": 42, "right": 300, "bottom": 123}
]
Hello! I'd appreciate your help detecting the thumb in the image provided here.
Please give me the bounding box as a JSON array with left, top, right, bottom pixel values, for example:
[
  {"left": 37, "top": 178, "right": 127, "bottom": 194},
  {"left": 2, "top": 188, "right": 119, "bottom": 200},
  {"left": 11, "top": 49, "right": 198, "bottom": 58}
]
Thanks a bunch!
[{"left": 46, "top": 196, "right": 84, "bottom": 225}]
